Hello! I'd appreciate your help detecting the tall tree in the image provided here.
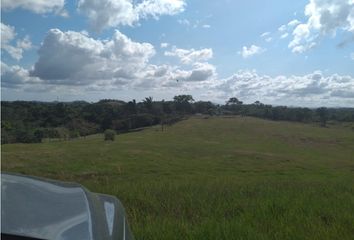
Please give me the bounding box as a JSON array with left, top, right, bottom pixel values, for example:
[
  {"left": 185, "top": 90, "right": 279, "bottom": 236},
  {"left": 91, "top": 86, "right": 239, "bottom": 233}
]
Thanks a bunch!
[
  {"left": 142, "top": 96, "right": 153, "bottom": 113},
  {"left": 226, "top": 97, "right": 243, "bottom": 105},
  {"left": 316, "top": 107, "right": 328, "bottom": 127},
  {"left": 173, "top": 95, "right": 194, "bottom": 114}
]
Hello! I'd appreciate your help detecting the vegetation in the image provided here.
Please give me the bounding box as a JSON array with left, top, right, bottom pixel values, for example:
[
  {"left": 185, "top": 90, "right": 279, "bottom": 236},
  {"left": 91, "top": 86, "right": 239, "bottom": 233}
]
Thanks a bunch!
[
  {"left": 104, "top": 129, "right": 116, "bottom": 141},
  {"left": 2, "top": 117, "right": 354, "bottom": 239},
  {"left": 2, "top": 96, "right": 354, "bottom": 144},
  {"left": 317, "top": 107, "right": 329, "bottom": 127}
]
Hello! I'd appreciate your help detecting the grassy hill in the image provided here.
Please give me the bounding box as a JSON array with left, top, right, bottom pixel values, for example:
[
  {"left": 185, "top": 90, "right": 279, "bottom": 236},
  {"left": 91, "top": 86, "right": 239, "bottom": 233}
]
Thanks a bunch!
[{"left": 2, "top": 116, "right": 354, "bottom": 239}]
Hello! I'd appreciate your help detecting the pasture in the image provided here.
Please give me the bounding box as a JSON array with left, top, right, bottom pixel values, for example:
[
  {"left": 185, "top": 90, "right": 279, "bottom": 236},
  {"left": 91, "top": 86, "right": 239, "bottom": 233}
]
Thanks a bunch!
[{"left": 2, "top": 116, "right": 354, "bottom": 239}]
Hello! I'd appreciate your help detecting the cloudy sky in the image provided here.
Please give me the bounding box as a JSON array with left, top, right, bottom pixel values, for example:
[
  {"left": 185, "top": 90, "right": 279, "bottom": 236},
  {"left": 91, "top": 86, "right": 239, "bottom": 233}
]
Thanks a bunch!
[{"left": 1, "top": 0, "right": 354, "bottom": 107}]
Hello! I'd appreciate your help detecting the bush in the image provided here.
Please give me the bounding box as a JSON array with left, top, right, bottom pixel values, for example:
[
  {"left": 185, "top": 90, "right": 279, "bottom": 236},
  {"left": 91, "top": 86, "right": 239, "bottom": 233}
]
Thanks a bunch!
[
  {"left": 14, "top": 129, "right": 42, "bottom": 143},
  {"left": 104, "top": 129, "right": 116, "bottom": 141}
]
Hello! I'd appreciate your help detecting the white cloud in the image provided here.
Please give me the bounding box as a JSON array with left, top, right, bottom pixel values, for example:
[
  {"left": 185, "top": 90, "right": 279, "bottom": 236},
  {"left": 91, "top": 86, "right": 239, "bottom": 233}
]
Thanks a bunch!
[
  {"left": 288, "top": 23, "right": 317, "bottom": 53},
  {"left": 177, "top": 18, "right": 210, "bottom": 29},
  {"left": 239, "top": 45, "right": 265, "bottom": 58},
  {"left": 288, "top": 19, "right": 301, "bottom": 27},
  {"left": 1, "top": 22, "right": 32, "bottom": 60},
  {"left": 77, "top": 0, "right": 137, "bottom": 30},
  {"left": 1, "top": 22, "right": 16, "bottom": 44},
  {"left": 278, "top": 19, "right": 300, "bottom": 35},
  {"left": 278, "top": 25, "right": 287, "bottom": 32},
  {"left": 261, "top": 32, "right": 272, "bottom": 42},
  {"left": 210, "top": 70, "right": 354, "bottom": 107},
  {"left": 1, "top": 62, "right": 41, "bottom": 89},
  {"left": 132, "top": 61, "right": 216, "bottom": 89},
  {"left": 3, "top": 52, "right": 353, "bottom": 106},
  {"left": 261, "top": 32, "right": 271, "bottom": 37},
  {"left": 160, "top": 42, "right": 169, "bottom": 48},
  {"left": 136, "top": 0, "right": 186, "bottom": 18},
  {"left": 16, "top": 36, "right": 32, "bottom": 50},
  {"left": 78, "top": 0, "right": 186, "bottom": 31},
  {"left": 276, "top": 19, "right": 300, "bottom": 42},
  {"left": 351, "top": 52, "right": 354, "bottom": 60},
  {"left": 164, "top": 47, "right": 213, "bottom": 64},
  {"left": 172, "top": 62, "right": 216, "bottom": 82},
  {"left": 281, "top": 33, "right": 289, "bottom": 39},
  {"left": 30, "top": 29, "right": 155, "bottom": 85},
  {"left": 289, "top": 0, "right": 354, "bottom": 53},
  {"left": 1, "top": 0, "right": 67, "bottom": 15},
  {"left": 2, "top": 29, "right": 216, "bottom": 91}
]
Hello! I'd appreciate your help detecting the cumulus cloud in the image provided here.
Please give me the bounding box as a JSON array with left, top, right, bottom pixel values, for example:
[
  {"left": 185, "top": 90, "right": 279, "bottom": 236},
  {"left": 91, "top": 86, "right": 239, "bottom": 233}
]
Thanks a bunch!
[
  {"left": 289, "top": 0, "right": 354, "bottom": 53},
  {"left": 78, "top": 0, "right": 185, "bottom": 31},
  {"left": 209, "top": 70, "right": 354, "bottom": 106},
  {"left": 1, "top": 22, "right": 15, "bottom": 43},
  {"left": 1, "top": 62, "right": 41, "bottom": 89},
  {"left": 239, "top": 45, "right": 265, "bottom": 58},
  {"left": 136, "top": 0, "right": 185, "bottom": 18},
  {"left": 77, "top": 0, "right": 137, "bottom": 30},
  {"left": 30, "top": 29, "right": 155, "bottom": 85},
  {"left": 288, "top": 23, "right": 317, "bottom": 53},
  {"left": 2, "top": 28, "right": 215, "bottom": 91},
  {"left": 1, "top": 0, "right": 67, "bottom": 16},
  {"left": 164, "top": 47, "right": 213, "bottom": 64},
  {"left": 131, "top": 61, "right": 216, "bottom": 89},
  {"left": 1, "top": 22, "right": 32, "bottom": 60},
  {"left": 172, "top": 62, "right": 216, "bottom": 82}
]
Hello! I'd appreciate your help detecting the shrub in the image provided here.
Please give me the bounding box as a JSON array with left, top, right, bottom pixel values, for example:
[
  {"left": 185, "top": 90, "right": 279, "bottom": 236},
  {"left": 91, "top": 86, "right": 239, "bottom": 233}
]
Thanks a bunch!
[
  {"left": 14, "top": 129, "right": 42, "bottom": 143},
  {"left": 104, "top": 129, "right": 116, "bottom": 141}
]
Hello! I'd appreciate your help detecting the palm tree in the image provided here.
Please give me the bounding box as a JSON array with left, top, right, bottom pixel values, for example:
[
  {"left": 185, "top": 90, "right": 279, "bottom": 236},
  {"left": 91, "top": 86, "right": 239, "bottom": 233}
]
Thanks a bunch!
[{"left": 143, "top": 96, "right": 153, "bottom": 112}]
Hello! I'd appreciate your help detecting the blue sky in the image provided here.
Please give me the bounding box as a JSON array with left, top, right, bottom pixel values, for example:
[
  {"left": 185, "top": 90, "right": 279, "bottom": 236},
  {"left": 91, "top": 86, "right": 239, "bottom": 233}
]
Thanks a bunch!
[{"left": 1, "top": 0, "right": 354, "bottom": 106}]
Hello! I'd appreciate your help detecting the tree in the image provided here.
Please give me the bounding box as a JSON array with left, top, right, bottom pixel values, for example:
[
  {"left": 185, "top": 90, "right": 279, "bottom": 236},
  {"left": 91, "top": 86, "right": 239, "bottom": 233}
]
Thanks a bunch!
[
  {"left": 125, "top": 99, "right": 137, "bottom": 115},
  {"left": 142, "top": 97, "right": 153, "bottom": 113},
  {"left": 225, "top": 97, "right": 243, "bottom": 115},
  {"left": 173, "top": 95, "right": 194, "bottom": 114},
  {"left": 226, "top": 97, "right": 243, "bottom": 105},
  {"left": 34, "top": 129, "right": 44, "bottom": 142},
  {"left": 253, "top": 101, "right": 263, "bottom": 106},
  {"left": 162, "top": 100, "right": 172, "bottom": 114},
  {"left": 104, "top": 129, "right": 116, "bottom": 141},
  {"left": 173, "top": 95, "right": 194, "bottom": 103},
  {"left": 316, "top": 107, "right": 328, "bottom": 127},
  {"left": 194, "top": 101, "right": 215, "bottom": 115}
]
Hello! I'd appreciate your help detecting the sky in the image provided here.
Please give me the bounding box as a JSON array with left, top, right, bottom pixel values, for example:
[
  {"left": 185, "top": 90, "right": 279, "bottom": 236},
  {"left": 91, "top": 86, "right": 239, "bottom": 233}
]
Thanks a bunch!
[{"left": 1, "top": 0, "right": 354, "bottom": 107}]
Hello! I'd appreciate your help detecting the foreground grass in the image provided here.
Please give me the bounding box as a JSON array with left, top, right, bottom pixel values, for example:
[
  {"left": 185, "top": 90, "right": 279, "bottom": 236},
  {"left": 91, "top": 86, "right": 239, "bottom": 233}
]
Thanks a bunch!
[{"left": 2, "top": 116, "right": 354, "bottom": 239}]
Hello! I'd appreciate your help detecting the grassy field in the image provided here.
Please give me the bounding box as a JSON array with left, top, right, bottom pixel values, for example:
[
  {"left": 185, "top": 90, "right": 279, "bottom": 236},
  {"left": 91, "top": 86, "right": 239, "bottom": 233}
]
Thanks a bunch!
[{"left": 2, "top": 116, "right": 354, "bottom": 239}]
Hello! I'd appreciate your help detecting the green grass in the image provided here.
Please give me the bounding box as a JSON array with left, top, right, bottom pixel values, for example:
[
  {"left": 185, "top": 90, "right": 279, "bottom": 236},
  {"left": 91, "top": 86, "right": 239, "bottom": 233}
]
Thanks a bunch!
[{"left": 2, "top": 116, "right": 354, "bottom": 239}]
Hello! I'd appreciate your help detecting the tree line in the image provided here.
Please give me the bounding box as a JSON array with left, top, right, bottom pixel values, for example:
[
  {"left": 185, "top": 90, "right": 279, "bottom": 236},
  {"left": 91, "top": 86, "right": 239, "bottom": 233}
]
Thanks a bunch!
[{"left": 2, "top": 95, "right": 354, "bottom": 144}]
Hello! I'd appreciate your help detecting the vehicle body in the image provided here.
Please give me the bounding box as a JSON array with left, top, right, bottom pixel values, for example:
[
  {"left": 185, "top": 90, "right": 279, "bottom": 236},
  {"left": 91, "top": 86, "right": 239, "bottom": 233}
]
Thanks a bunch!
[{"left": 1, "top": 173, "right": 134, "bottom": 240}]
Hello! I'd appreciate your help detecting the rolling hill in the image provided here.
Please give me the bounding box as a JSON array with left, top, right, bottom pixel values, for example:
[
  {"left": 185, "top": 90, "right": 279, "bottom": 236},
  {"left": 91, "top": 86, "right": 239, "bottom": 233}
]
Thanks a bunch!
[{"left": 2, "top": 116, "right": 354, "bottom": 239}]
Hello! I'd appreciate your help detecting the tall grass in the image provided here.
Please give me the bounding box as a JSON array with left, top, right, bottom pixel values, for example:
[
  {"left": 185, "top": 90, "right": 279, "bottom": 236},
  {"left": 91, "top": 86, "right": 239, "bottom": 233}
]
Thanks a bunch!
[{"left": 2, "top": 116, "right": 354, "bottom": 239}]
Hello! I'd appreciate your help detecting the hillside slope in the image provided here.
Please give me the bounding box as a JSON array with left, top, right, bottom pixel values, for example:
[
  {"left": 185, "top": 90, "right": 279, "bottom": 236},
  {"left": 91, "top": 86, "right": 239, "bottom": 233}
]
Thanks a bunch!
[{"left": 2, "top": 116, "right": 354, "bottom": 239}]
